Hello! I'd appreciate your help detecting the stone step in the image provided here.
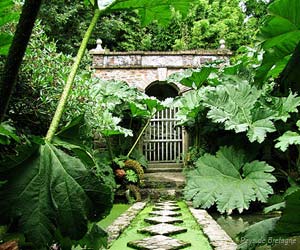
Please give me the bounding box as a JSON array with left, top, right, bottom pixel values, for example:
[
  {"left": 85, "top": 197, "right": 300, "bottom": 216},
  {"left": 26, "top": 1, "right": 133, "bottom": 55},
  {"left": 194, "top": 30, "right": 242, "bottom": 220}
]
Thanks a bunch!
[
  {"left": 148, "top": 163, "right": 183, "bottom": 168},
  {"left": 143, "top": 172, "right": 185, "bottom": 188},
  {"left": 140, "top": 188, "right": 183, "bottom": 200},
  {"left": 146, "top": 167, "right": 183, "bottom": 173},
  {"left": 141, "top": 172, "right": 185, "bottom": 200}
]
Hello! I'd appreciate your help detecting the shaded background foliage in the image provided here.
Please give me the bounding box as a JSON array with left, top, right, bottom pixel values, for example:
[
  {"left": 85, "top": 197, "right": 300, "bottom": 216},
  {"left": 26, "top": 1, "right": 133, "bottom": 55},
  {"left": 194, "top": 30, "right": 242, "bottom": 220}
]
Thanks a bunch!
[{"left": 38, "top": 0, "right": 268, "bottom": 53}]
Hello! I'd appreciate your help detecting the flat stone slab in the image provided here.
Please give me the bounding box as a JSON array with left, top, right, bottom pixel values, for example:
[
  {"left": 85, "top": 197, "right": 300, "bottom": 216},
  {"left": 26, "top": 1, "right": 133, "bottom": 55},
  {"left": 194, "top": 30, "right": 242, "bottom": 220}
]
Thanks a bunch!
[
  {"left": 149, "top": 210, "right": 181, "bottom": 217},
  {"left": 138, "top": 223, "right": 187, "bottom": 236},
  {"left": 155, "top": 201, "right": 177, "bottom": 206},
  {"left": 153, "top": 205, "right": 180, "bottom": 211},
  {"left": 145, "top": 216, "right": 183, "bottom": 224},
  {"left": 189, "top": 207, "right": 237, "bottom": 250},
  {"left": 127, "top": 235, "right": 191, "bottom": 250}
]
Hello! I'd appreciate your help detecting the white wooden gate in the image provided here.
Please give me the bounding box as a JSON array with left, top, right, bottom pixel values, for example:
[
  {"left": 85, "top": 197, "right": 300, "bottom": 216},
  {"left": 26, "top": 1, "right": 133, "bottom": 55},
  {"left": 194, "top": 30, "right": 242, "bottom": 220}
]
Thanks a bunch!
[{"left": 143, "top": 108, "right": 183, "bottom": 163}]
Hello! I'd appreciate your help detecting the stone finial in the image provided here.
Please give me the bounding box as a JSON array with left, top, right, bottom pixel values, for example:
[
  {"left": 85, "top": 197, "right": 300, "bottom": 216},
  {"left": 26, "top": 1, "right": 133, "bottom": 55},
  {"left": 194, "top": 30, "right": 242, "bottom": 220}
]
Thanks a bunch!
[
  {"left": 219, "top": 39, "right": 226, "bottom": 49},
  {"left": 93, "top": 39, "right": 105, "bottom": 52}
]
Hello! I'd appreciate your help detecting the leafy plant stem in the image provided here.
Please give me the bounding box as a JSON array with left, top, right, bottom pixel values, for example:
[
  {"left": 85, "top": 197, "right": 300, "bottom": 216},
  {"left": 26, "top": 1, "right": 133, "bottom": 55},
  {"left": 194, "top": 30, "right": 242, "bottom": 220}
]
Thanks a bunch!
[
  {"left": 45, "top": 9, "right": 102, "bottom": 142},
  {"left": 0, "top": 0, "right": 42, "bottom": 122},
  {"left": 127, "top": 118, "right": 151, "bottom": 158}
]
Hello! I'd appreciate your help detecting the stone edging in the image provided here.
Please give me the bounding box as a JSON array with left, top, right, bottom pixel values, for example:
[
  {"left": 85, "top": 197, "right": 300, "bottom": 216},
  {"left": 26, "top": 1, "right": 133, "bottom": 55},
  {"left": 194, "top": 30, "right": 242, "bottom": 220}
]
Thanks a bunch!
[
  {"left": 189, "top": 207, "right": 237, "bottom": 250},
  {"left": 106, "top": 202, "right": 147, "bottom": 246}
]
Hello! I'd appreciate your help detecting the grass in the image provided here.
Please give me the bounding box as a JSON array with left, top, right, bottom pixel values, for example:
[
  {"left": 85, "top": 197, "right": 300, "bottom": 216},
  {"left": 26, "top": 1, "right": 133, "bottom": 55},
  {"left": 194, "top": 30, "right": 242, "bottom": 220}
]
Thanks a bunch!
[{"left": 108, "top": 201, "right": 212, "bottom": 250}]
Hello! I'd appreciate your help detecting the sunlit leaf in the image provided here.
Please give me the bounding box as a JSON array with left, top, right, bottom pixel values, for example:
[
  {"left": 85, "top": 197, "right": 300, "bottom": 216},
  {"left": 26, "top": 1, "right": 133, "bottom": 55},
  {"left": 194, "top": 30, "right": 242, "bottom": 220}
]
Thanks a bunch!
[
  {"left": 107, "top": 0, "right": 197, "bottom": 26},
  {"left": 184, "top": 146, "right": 276, "bottom": 214}
]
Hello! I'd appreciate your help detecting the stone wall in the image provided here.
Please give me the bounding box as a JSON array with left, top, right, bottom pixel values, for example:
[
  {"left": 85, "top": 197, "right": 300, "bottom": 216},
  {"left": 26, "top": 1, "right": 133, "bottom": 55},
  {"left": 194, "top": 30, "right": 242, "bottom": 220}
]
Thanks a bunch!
[{"left": 90, "top": 50, "right": 232, "bottom": 93}]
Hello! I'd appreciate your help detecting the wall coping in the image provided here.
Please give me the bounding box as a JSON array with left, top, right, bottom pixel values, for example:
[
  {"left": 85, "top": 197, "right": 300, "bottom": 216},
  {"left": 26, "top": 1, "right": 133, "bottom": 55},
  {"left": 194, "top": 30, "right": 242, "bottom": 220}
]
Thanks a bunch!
[{"left": 90, "top": 49, "right": 233, "bottom": 56}]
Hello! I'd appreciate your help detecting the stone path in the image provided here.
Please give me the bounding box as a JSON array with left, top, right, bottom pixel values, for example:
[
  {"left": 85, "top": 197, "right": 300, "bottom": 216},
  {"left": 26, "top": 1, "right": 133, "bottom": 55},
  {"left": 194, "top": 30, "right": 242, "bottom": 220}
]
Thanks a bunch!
[
  {"left": 127, "top": 201, "right": 191, "bottom": 250},
  {"left": 189, "top": 207, "right": 237, "bottom": 250},
  {"left": 107, "top": 202, "right": 147, "bottom": 245}
]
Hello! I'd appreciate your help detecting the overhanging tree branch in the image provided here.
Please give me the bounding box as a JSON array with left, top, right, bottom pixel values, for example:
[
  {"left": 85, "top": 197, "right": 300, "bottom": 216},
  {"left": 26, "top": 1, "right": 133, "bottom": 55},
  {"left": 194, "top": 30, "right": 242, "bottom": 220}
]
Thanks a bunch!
[{"left": 0, "top": 0, "right": 42, "bottom": 122}]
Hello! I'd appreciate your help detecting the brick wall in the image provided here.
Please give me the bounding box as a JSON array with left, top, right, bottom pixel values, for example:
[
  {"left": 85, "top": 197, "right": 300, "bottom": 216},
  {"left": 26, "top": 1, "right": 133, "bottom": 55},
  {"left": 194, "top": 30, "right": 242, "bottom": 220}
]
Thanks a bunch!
[{"left": 90, "top": 50, "right": 232, "bottom": 93}]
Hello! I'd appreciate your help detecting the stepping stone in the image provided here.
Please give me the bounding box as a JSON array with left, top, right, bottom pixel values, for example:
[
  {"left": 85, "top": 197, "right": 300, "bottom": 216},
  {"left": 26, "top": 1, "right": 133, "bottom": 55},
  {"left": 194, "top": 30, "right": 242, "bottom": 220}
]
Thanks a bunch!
[
  {"left": 153, "top": 205, "right": 180, "bottom": 211},
  {"left": 138, "top": 223, "right": 187, "bottom": 236},
  {"left": 145, "top": 216, "right": 183, "bottom": 224},
  {"left": 156, "top": 201, "right": 177, "bottom": 206},
  {"left": 127, "top": 235, "right": 191, "bottom": 250},
  {"left": 149, "top": 210, "right": 181, "bottom": 217}
]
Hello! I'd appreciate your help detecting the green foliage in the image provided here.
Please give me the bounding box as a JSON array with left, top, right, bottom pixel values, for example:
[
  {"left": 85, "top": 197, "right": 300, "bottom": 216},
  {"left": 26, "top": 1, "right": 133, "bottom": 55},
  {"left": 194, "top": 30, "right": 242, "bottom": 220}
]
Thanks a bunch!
[
  {"left": 108, "top": 0, "right": 197, "bottom": 26},
  {"left": 124, "top": 159, "right": 144, "bottom": 180},
  {"left": 0, "top": 122, "right": 20, "bottom": 145},
  {"left": 8, "top": 21, "right": 92, "bottom": 135},
  {"left": 39, "top": 0, "right": 264, "bottom": 53},
  {"left": 187, "top": 0, "right": 258, "bottom": 51},
  {"left": 0, "top": 0, "right": 20, "bottom": 55},
  {"left": 237, "top": 217, "right": 280, "bottom": 250},
  {"left": 256, "top": 0, "right": 300, "bottom": 83},
  {"left": 88, "top": 79, "right": 164, "bottom": 138},
  {"left": 205, "top": 81, "right": 300, "bottom": 143},
  {"left": 168, "top": 66, "right": 218, "bottom": 89},
  {"left": 184, "top": 146, "right": 276, "bottom": 214},
  {"left": 125, "top": 169, "right": 138, "bottom": 183},
  {"left": 275, "top": 121, "right": 300, "bottom": 151},
  {"left": 130, "top": 149, "right": 148, "bottom": 168},
  {"left": 0, "top": 141, "right": 113, "bottom": 249},
  {"left": 271, "top": 189, "right": 300, "bottom": 237},
  {"left": 237, "top": 190, "right": 300, "bottom": 249}
]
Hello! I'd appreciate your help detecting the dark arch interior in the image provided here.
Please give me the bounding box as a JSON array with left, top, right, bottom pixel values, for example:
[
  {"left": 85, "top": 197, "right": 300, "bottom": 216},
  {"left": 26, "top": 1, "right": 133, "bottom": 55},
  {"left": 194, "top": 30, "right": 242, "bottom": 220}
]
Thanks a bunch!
[{"left": 145, "top": 82, "right": 178, "bottom": 100}]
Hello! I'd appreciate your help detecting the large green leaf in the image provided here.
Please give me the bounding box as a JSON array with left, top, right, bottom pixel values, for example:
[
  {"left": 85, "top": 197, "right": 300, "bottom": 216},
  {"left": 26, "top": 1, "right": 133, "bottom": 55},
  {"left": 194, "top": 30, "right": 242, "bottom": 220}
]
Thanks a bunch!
[
  {"left": 256, "top": 0, "right": 300, "bottom": 82},
  {"left": 184, "top": 146, "right": 276, "bottom": 214},
  {"left": 108, "top": 0, "right": 197, "bottom": 26},
  {"left": 204, "top": 81, "right": 273, "bottom": 142},
  {"left": 237, "top": 217, "right": 280, "bottom": 250},
  {"left": 168, "top": 66, "right": 217, "bottom": 89},
  {"left": 0, "top": 142, "right": 113, "bottom": 249},
  {"left": 204, "top": 81, "right": 300, "bottom": 143}
]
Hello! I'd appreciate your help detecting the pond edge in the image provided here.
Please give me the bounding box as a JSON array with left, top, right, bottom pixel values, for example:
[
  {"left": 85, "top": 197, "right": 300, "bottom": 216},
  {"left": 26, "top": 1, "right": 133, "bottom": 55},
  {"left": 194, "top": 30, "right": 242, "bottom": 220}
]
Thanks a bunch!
[{"left": 189, "top": 206, "right": 237, "bottom": 250}]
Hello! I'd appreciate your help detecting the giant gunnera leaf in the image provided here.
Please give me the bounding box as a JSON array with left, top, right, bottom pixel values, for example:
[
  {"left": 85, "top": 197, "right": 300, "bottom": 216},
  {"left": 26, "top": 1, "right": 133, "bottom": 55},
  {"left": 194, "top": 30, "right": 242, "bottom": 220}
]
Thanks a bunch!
[
  {"left": 204, "top": 80, "right": 300, "bottom": 143},
  {"left": 107, "top": 0, "right": 198, "bottom": 26},
  {"left": 256, "top": 0, "right": 300, "bottom": 83},
  {"left": 184, "top": 146, "right": 276, "bottom": 214},
  {"left": 0, "top": 142, "right": 113, "bottom": 249}
]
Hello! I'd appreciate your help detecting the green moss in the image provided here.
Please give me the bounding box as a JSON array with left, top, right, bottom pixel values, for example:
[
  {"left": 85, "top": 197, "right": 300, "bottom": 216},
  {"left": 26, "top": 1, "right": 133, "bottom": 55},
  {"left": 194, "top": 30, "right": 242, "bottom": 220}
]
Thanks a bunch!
[
  {"left": 98, "top": 204, "right": 131, "bottom": 230},
  {"left": 173, "top": 202, "right": 212, "bottom": 250},
  {"left": 108, "top": 205, "right": 153, "bottom": 250},
  {"left": 108, "top": 201, "right": 212, "bottom": 250}
]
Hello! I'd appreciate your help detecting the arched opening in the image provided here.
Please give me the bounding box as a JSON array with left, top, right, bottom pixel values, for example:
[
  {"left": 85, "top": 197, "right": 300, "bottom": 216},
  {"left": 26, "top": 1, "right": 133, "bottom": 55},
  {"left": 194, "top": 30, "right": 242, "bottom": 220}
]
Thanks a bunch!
[
  {"left": 145, "top": 81, "right": 179, "bottom": 100},
  {"left": 143, "top": 81, "right": 185, "bottom": 165}
]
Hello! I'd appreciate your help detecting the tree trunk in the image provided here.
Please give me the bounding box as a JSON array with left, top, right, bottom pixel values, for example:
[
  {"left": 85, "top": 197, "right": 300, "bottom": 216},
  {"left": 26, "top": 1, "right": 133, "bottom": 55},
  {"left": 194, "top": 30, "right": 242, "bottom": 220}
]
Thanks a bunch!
[{"left": 0, "top": 0, "right": 42, "bottom": 122}]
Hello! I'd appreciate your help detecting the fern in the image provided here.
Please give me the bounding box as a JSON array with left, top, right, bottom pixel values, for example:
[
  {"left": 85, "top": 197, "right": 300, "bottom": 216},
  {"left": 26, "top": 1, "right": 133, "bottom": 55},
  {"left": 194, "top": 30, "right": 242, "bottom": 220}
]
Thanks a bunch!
[{"left": 184, "top": 146, "right": 276, "bottom": 214}]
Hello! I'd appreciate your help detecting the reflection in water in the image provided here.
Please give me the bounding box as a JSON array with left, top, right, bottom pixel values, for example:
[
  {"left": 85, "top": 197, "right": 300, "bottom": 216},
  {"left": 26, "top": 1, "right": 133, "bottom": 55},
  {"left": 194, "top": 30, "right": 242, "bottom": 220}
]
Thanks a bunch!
[{"left": 212, "top": 213, "right": 300, "bottom": 250}]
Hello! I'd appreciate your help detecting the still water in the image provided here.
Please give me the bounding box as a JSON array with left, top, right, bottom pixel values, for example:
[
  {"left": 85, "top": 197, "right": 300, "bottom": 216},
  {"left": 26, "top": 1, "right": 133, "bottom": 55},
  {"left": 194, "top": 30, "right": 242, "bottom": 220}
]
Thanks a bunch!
[{"left": 212, "top": 213, "right": 300, "bottom": 250}]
